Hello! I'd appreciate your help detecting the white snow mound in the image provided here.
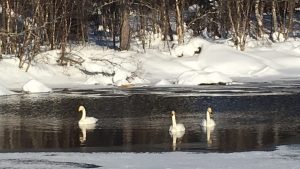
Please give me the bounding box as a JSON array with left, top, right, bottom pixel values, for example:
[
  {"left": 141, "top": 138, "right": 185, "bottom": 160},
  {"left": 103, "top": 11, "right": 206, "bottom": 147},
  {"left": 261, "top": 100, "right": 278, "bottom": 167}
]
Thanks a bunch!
[
  {"left": 84, "top": 75, "right": 113, "bottom": 85},
  {"left": 22, "top": 79, "right": 52, "bottom": 93},
  {"left": 0, "top": 85, "right": 15, "bottom": 96},
  {"left": 174, "top": 38, "right": 209, "bottom": 57},
  {"left": 155, "top": 79, "right": 173, "bottom": 86},
  {"left": 178, "top": 71, "right": 232, "bottom": 85}
]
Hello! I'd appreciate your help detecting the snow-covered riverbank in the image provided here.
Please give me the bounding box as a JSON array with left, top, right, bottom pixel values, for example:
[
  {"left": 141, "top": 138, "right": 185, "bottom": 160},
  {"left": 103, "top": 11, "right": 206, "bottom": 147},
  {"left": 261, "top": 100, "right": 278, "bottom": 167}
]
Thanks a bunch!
[{"left": 0, "top": 38, "right": 300, "bottom": 95}]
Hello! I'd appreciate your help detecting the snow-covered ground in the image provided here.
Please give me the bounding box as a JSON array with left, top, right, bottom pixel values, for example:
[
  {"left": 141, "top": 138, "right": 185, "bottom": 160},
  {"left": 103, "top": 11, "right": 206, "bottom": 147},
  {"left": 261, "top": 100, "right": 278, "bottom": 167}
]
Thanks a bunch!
[
  {"left": 0, "top": 37, "right": 300, "bottom": 95},
  {"left": 0, "top": 145, "right": 299, "bottom": 169}
]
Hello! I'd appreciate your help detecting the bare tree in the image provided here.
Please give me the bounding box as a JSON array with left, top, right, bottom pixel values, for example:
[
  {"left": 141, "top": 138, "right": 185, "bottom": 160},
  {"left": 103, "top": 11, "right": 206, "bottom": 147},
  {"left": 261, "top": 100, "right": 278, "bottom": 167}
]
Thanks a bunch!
[
  {"left": 285, "top": 0, "right": 296, "bottom": 40},
  {"left": 120, "top": 0, "right": 130, "bottom": 50},
  {"left": 227, "top": 0, "right": 252, "bottom": 51},
  {"left": 255, "top": 0, "right": 264, "bottom": 39},
  {"left": 161, "top": 0, "right": 173, "bottom": 41},
  {"left": 175, "top": 0, "right": 184, "bottom": 44},
  {"left": 272, "top": 0, "right": 278, "bottom": 34}
]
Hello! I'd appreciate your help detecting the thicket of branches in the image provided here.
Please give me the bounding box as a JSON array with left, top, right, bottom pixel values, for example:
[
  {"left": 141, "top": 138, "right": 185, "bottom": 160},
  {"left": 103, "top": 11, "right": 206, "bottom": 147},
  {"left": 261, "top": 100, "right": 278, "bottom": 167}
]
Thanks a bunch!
[{"left": 0, "top": 0, "right": 299, "bottom": 70}]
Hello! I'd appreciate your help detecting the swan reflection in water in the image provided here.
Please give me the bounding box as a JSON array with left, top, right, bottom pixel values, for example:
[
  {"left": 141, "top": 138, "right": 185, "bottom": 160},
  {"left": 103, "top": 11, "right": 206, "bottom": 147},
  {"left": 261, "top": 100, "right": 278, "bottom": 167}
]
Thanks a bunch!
[
  {"left": 203, "top": 125, "right": 214, "bottom": 146},
  {"left": 79, "top": 123, "right": 96, "bottom": 145},
  {"left": 170, "top": 130, "right": 185, "bottom": 151}
]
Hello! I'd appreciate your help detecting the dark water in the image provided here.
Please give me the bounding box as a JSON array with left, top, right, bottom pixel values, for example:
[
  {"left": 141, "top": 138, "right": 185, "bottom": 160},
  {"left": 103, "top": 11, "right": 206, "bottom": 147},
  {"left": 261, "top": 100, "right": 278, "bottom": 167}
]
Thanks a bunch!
[{"left": 0, "top": 82, "right": 300, "bottom": 152}]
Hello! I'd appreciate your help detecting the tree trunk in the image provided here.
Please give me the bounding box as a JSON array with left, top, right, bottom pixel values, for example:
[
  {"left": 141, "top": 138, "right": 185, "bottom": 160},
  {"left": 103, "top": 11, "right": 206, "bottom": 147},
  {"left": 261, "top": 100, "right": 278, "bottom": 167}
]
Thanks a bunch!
[
  {"left": 161, "top": 0, "right": 173, "bottom": 41},
  {"left": 139, "top": 0, "right": 146, "bottom": 51},
  {"left": 227, "top": 0, "right": 251, "bottom": 51},
  {"left": 120, "top": 0, "right": 130, "bottom": 50},
  {"left": 285, "top": 0, "right": 295, "bottom": 40},
  {"left": 59, "top": 0, "right": 68, "bottom": 65},
  {"left": 255, "top": 0, "right": 264, "bottom": 39},
  {"left": 5, "top": 0, "right": 12, "bottom": 54},
  {"left": 272, "top": 0, "right": 278, "bottom": 35},
  {"left": 0, "top": 39, "right": 2, "bottom": 59},
  {"left": 80, "top": 0, "right": 87, "bottom": 44},
  {"left": 50, "top": 0, "right": 57, "bottom": 50},
  {"left": 175, "top": 0, "right": 184, "bottom": 44}
]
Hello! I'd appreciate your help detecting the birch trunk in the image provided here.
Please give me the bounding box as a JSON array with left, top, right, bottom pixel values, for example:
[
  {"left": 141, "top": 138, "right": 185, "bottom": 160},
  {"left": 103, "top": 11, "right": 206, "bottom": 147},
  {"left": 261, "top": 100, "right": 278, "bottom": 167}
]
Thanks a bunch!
[
  {"left": 255, "top": 0, "right": 264, "bottom": 39},
  {"left": 272, "top": 0, "right": 278, "bottom": 40},
  {"left": 175, "top": 0, "right": 184, "bottom": 45}
]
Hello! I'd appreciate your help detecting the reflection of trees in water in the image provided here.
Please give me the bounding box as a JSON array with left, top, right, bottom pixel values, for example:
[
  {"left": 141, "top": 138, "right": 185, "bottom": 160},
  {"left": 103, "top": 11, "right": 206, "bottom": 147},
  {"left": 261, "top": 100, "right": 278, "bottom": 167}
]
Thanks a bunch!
[
  {"left": 0, "top": 117, "right": 295, "bottom": 151},
  {"left": 0, "top": 121, "right": 292, "bottom": 151},
  {"left": 0, "top": 96, "right": 79, "bottom": 150},
  {"left": 0, "top": 118, "right": 78, "bottom": 150},
  {"left": 214, "top": 124, "right": 281, "bottom": 151}
]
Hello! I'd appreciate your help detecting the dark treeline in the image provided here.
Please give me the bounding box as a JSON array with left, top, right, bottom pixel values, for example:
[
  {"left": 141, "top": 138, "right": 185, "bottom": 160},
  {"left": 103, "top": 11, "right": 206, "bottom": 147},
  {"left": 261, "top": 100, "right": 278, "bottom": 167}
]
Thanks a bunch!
[{"left": 0, "top": 0, "right": 299, "bottom": 70}]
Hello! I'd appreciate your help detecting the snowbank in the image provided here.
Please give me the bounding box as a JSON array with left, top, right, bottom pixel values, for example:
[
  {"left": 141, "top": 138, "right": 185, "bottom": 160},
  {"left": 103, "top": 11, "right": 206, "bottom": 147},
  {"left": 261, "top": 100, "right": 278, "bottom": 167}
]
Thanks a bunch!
[
  {"left": 178, "top": 71, "right": 232, "bottom": 85},
  {"left": 173, "top": 38, "right": 209, "bottom": 57},
  {"left": 0, "top": 85, "right": 15, "bottom": 96},
  {"left": 0, "top": 37, "right": 300, "bottom": 92},
  {"left": 84, "top": 75, "right": 113, "bottom": 85},
  {"left": 198, "top": 43, "right": 278, "bottom": 77},
  {"left": 155, "top": 79, "right": 173, "bottom": 86},
  {"left": 22, "top": 79, "right": 52, "bottom": 93}
]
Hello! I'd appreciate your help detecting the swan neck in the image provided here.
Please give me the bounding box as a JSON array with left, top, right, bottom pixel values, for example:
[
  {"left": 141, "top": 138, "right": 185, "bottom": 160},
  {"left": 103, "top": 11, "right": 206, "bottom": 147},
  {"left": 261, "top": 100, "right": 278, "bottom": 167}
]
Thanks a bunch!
[
  {"left": 81, "top": 109, "right": 86, "bottom": 120},
  {"left": 172, "top": 115, "right": 177, "bottom": 128},
  {"left": 206, "top": 111, "right": 210, "bottom": 125}
]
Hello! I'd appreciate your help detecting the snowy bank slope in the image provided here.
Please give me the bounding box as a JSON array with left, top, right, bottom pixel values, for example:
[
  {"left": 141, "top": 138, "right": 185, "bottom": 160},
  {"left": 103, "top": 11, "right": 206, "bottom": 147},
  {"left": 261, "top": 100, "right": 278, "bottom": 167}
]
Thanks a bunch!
[
  {"left": 0, "top": 145, "right": 299, "bottom": 169},
  {"left": 0, "top": 38, "right": 300, "bottom": 91},
  {"left": 0, "top": 85, "right": 14, "bottom": 96}
]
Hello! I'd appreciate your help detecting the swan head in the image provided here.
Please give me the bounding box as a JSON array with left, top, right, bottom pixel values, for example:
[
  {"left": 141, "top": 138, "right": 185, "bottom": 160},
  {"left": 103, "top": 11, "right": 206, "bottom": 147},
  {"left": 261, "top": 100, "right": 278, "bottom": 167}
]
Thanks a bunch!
[
  {"left": 207, "top": 107, "right": 213, "bottom": 117},
  {"left": 78, "top": 105, "right": 85, "bottom": 112},
  {"left": 171, "top": 111, "right": 176, "bottom": 116}
]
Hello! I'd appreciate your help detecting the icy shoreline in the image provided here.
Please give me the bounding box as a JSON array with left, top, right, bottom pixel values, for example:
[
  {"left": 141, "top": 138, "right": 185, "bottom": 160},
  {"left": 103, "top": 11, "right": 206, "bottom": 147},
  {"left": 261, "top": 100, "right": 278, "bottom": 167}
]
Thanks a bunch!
[{"left": 0, "top": 145, "right": 299, "bottom": 169}]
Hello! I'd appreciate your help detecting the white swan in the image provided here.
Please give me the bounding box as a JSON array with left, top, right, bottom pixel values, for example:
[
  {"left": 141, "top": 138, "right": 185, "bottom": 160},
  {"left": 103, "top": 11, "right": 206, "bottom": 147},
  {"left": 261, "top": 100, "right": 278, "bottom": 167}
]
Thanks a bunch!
[
  {"left": 169, "top": 111, "right": 185, "bottom": 151},
  {"left": 78, "top": 106, "right": 98, "bottom": 125},
  {"left": 169, "top": 111, "right": 185, "bottom": 133},
  {"left": 202, "top": 107, "right": 216, "bottom": 127}
]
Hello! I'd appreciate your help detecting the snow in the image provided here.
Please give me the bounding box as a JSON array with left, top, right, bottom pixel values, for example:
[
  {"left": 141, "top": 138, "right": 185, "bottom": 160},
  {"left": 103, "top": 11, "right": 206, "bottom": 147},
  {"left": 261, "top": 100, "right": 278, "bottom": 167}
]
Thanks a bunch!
[
  {"left": 155, "top": 79, "right": 173, "bottom": 86},
  {"left": 22, "top": 79, "right": 52, "bottom": 93},
  {"left": 0, "top": 145, "right": 298, "bottom": 169},
  {"left": 0, "top": 37, "right": 300, "bottom": 93},
  {"left": 0, "top": 85, "right": 14, "bottom": 96},
  {"left": 173, "top": 38, "right": 207, "bottom": 57},
  {"left": 272, "top": 32, "right": 285, "bottom": 42},
  {"left": 188, "top": 4, "right": 200, "bottom": 13},
  {"left": 84, "top": 75, "right": 113, "bottom": 85},
  {"left": 178, "top": 71, "right": 232, "bottom": 85}
]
